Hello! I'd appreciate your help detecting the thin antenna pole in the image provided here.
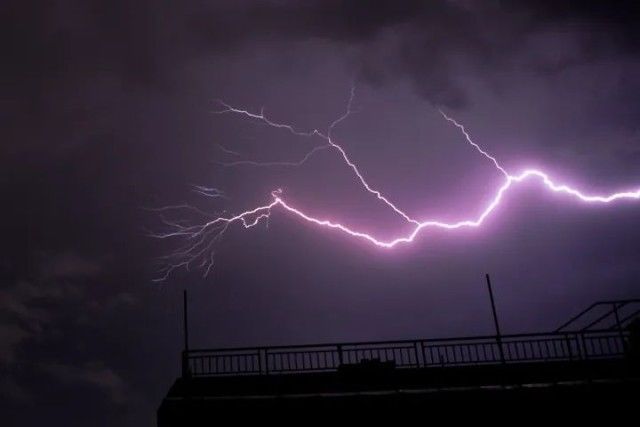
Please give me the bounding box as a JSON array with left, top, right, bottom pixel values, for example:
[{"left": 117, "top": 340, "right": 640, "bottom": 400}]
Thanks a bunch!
[
  {"left": 181, "top": 289, "right": 190, "bottom": 378},
  {"left": 183, "top": 289, "right": 189, "bottom": 352},
  {"left": 485, "top": 274, "right": 505, "bottom": 364}
]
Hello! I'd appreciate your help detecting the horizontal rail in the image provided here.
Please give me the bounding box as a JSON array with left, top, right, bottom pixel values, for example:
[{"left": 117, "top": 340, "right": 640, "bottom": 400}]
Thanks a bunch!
[
  {"left": 183, "top": 329, "right": 631, "bottom": 378},
  {"left": 186, "top": 328, "right": 626, "bottom": 354}
]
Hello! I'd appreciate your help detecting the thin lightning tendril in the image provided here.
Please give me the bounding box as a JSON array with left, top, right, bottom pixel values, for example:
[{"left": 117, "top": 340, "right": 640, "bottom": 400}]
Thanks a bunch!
[
  {"left": 152, "top": 89, "right": 640, "bottom": 281},
  {"left": 216, "top": 87, "right": 418, "bottom": 224},
  {"left": 217, "top": 144, "right": 331, "bottom": 168}
]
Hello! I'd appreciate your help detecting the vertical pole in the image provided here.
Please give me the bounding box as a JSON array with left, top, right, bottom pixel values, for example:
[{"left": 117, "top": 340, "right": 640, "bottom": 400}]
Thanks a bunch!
[
  {"left": 183, "top": 289, "right": 189, "bottom": 352},
  {"left": 181, "top": 289, "right": 190, "bottom": 378},
  {"left": 486, "top": 274, "right": 506, "bottom": 364}
]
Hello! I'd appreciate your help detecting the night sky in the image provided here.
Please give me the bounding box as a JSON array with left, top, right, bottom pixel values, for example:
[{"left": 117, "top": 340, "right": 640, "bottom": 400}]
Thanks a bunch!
[{"left": 3, "top": 1, "right": 640, "bottom": 425}]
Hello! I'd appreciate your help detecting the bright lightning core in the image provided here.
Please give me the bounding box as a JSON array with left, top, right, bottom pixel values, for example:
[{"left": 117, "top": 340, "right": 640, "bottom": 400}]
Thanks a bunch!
[{"left": 150, "top": 89, "right": 640, "bottom": 281}]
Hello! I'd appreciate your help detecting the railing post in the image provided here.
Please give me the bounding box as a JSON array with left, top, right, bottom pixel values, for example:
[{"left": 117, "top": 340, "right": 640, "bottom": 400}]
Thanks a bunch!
[
  {"left": 573, "top": 333, "right": 583, "bottom": 360},
  {"left": 565, "top": 334, "right": 573, "bottom": 361},
  {"left": 613, "top": 303, "right": 627, "bottom": 354},
  {"left": 337, "top": 344, "right": 344, "bottom": 366},
  {"left": 580, "top": 332, "right": 589, "bottom": 360},
  {"left": 413, "top": 341, "right": 420, "bottom": 368},
  {"left": 420, "top": 341, "right": 429, "bottom": 368},
  {"left": 263, "top": 349, "right": 269, "bottom": 375},
  {"left": 415, "top": 341, "right": 423, "bottom": 368}
]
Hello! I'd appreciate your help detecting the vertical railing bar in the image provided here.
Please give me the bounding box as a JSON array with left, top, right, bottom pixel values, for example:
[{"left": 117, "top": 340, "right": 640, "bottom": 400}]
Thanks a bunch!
[
  {"left": 543, "top": 340, "right": 551, "bottom": 360},
  {"left": 573, "top": 334, "right": 582, "bottom": 360},
  {"left": 565, "top": 335, "right": 573, "bottom": 361},
  {"left": 581, "top": 333, "right": 589, "bottom": 360},
  {"left": 516, "top": 342, "right": 522, "bottom": 361},
  {"left": 423, "top": 342, "right": 429, "bottom": 367}
]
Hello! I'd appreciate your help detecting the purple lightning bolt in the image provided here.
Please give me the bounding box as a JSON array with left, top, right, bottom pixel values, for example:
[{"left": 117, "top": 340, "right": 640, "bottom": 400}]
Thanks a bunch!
[{"left": 151, "top": 89, "right": 640, "bottom": 281}]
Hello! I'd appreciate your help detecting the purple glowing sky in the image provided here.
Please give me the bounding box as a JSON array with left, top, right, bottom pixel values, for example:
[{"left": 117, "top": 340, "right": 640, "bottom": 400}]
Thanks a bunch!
[{"left": 3, "top": 2, "right": 640, "bottom": 426}]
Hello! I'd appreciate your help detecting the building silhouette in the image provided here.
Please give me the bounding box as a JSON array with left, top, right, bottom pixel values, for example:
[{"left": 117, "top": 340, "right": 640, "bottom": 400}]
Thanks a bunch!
[{"left": 158, "top": 289, "right": 640, "bottom": 424}]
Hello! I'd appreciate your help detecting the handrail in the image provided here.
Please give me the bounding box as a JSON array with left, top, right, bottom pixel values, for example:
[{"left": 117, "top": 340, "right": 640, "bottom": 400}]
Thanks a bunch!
[
  {"left": 580, "top": 304, "right": 629, "bottom": 331},
  {"left": 612, "top": 307, "right": 640, "bottom": 330},
  {"left": 555, "top": 298, "right": 640, "bottom": 332},
  {"left": 182, "top": 328, "right": 630, "bottom": 378},
  {"left": 186, "top": 328, "right": 621, "bottom": 354}
]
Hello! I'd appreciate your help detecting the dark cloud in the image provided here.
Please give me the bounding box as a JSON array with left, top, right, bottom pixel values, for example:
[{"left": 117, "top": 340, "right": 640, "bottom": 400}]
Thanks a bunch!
[
  {"left": 0, "top": 252, "right": 134, "bottom": 410},
  {"left": 43, "top": 362, "right": 130, "bottom": 405},
  {"left": 522, "top": 0, "right": 640, "bottom": 50},
  {"left": 38, "top": 252, "right": 103, "bottom": 280},
  {"left": 4, "top": 0, "right": 638, "bottom": 124},
  {"left": 0, "top": 279, "right": 80, "bottom": 364}
]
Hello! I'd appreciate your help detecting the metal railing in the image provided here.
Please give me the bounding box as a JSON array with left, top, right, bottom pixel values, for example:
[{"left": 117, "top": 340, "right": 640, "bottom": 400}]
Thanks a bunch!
[
  {"left": 555, "top": 299, "right": 640, "bottom": 332},
  {"left": 183, "top": 328, "right": 630, "bottom": 377}
]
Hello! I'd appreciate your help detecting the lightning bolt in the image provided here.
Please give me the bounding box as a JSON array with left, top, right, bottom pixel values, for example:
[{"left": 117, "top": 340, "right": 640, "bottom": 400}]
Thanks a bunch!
[{"left": 151, "top": 89, "right": 640, "bottom": 281}]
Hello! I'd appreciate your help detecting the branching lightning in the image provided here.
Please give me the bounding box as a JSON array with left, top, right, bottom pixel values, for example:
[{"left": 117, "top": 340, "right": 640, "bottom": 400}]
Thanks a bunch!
[{"left": 151, "top": 88, "right": 640, "bottom": 281}]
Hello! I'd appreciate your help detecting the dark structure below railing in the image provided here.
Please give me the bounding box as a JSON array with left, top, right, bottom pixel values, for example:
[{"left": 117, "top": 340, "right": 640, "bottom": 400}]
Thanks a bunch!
[{"left": 159, "top": 297, "right": 640, "bottom": 426}]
